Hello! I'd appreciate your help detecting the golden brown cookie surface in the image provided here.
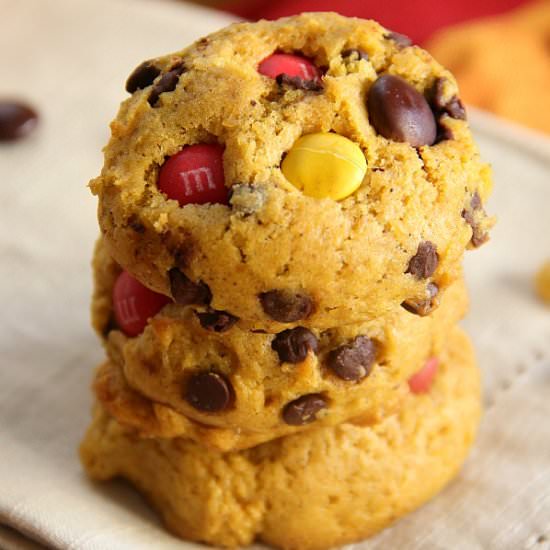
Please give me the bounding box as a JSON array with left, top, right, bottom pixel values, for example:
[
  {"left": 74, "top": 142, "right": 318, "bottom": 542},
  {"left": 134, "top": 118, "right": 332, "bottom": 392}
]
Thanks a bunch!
[
  {"left": 91, "top": 237, "right": 469, "bottom": 449},
  {"left": 81, "top": 327, "right": 481, "bottom": 550},
  {"left": 91, "top": 12, "right": 492, "bottom": 330}
]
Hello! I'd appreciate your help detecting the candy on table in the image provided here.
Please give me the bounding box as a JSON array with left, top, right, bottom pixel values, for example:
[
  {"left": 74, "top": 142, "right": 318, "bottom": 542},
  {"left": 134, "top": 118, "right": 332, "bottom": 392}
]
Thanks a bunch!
[
  {"left": 408, "top": 357, "right": 439, "bottom": 394},
  {"left": 281, "top": 132, "right": 367, "bottom": 200},
  {"left": 535, "top": 261, "right": 550, "bottom": 305},
  {"left": 113, "top": 271, "right": 171, "bottom": 337},
  {"left": 0, "top": 100, "right": 39, "bottom": 142},
  {"left": 157, "top": 143, "right": 228, "bottom": 206}
]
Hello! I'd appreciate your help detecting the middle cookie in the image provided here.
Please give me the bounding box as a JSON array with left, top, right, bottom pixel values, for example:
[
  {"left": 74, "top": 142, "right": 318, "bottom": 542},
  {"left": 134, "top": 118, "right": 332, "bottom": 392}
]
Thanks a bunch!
[{"left": 92, "top": 238, "right": 468, "bottom": 450}]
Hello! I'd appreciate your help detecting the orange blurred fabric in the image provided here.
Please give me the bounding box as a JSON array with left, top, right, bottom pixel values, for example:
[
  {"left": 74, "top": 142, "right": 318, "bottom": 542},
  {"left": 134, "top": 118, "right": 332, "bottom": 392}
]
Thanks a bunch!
[{"left": 427, "top": 0, "right": 550, "bottom": 134}]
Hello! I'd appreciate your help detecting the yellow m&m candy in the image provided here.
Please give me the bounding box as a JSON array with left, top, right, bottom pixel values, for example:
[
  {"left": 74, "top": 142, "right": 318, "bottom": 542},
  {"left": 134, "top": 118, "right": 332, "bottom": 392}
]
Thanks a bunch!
[{"left": 281, "top": 133, "right": 367, "bottom": 200}]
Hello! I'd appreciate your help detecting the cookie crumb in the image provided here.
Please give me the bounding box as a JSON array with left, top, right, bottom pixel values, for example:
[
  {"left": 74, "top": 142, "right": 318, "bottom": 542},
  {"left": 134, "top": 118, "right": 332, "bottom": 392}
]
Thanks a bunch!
[{"left": 535, "top": 261, "right": 550, "bottom": 305}]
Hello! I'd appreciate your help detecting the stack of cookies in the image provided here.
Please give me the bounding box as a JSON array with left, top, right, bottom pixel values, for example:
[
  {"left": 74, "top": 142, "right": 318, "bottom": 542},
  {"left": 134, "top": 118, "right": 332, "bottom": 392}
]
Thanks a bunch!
[{"left": 80, "top": 13, "right": 493, "bottom": 549}]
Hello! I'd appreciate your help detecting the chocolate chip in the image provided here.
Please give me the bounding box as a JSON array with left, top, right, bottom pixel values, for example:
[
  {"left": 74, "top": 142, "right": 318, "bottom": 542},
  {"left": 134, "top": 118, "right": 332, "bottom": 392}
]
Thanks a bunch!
[
  {"left": 431, "top": 78, "right": 466, "bottom": 120},
  {"left": 462, "top": 205, "right": 489, "bottom": 248},
  {"left": 148, "top": 62, "right": 186, "bottom": 106},
  {"left": 341, "top": 48, "right": 369, "bottom": 62},
  {"left": 435, "top": 122, "right": 454, "bottom": 143},
  {"left": 402, "top": 282, "right": 439, "bottom": 316},
  {"left": 462, "top": 194, "right": 489, "bottom": 248},
  {"left": 171, "top": 241, "right": 195, "bottom": 270},
  {"left": 196, "top": 310, "right": 238, "bottom": 332},
  {"left": 168, "top": 268, "right": 211, "bottom": 305},
  {"left": 272, "top": 327, "right": 318, "bottom": 363},
  {"left": 259, "top": 290, "right": 314, "bottom": 322},
  {"left": 125, "top": 61, "right": 161, "bottom": 93},
  {"left": 406, "top": 241, "right": 439, "bottom": 279},
  {"left": 326, "top": 336, "right": 377, "bottom": 381},
  {"left": 102, "top": 313, "right": 118, "bottom": 337},
  {"left": 185, "top": 371, "right": 233, "bottom": 412},
  {"left": 275, "top": 74, "right": 323, "bottom": 92},
  {"left": 385, "top": 32, "right": 412, "bottom": 48},
  {"left": 127, "top": 214, "right": 145, "bottom": 233},
  {"left": 0, "top": 101, "right": 38, "bottom": 141},
  {"left": 282, "top": 394, "right": 327, "bottom": 425},
  {"left": 445, "top": 98, "right": 466, "bottom": 120},
  {"left": 470, "top": 191, "right": 482, "bottom": 210},
  {"left": 367, "top": 75, "right": 436, "bottom": 146}
]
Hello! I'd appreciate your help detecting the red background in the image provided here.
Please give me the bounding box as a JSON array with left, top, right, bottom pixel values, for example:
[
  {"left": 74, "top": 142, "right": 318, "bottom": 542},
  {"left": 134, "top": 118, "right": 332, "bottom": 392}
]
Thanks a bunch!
[{"left": 226, "top": 0, "right": 531, "bottom": 43}]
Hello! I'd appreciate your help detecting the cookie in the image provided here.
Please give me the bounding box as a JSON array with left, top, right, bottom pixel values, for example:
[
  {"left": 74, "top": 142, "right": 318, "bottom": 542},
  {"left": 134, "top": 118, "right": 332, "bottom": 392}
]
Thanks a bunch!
[
  {"left": 90, "top": 12, "right": 492, "bottom": 331},
  {"left": 91, "top": 237, "right": 469, "bottom": 450},
  {"left": 427, "top": 0, "right": 550, "bottom": 134},
  {"left": 80, "top": 326, "right": 481, "bottom": 549}
]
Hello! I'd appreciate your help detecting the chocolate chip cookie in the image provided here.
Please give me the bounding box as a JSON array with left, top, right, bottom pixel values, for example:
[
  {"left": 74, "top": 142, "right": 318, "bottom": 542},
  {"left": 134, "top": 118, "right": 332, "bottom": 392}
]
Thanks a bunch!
[
  {"left": 80, "top": 326, "right": 481, "bottom": 549},
  {"left": 90, "top": 12, "right": 493, "bottom": 330},
  {"left": 91, "top": 237, "right": 469, "bottom": 449}
]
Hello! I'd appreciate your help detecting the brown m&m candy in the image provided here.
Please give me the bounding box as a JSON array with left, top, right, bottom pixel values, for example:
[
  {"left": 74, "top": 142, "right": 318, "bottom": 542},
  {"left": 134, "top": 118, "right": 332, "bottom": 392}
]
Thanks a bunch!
[
  {"left": 367, "top": 75, "right": 436, "bottom": 146},
  {"left": 0, "top": 101, "right": 38, "bottom": 142}
]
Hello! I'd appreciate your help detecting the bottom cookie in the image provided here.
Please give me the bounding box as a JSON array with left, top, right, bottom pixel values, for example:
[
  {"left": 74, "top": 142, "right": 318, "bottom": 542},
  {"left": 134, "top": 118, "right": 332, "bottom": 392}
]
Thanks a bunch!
[{"left": 80, "top": 327, "right": 481, "bottom": 550}]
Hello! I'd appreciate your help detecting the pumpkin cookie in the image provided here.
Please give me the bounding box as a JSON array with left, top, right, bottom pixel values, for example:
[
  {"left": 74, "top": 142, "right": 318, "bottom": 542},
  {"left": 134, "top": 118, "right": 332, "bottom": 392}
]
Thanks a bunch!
[
  {"left": 90, "top": 237, "right": 468, "bottom": 450},
  {"left": 90, "top": 12, "right": 492, "bottom": 330},
  {"left": 81, "top": 326, "right": 481, "bottom": 549}
]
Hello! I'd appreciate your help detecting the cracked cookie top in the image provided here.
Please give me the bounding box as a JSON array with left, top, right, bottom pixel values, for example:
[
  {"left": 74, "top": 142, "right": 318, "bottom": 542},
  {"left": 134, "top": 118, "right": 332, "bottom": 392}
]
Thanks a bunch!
[{"left": 91, "top": 12, "right": 492, "bottom": 330}]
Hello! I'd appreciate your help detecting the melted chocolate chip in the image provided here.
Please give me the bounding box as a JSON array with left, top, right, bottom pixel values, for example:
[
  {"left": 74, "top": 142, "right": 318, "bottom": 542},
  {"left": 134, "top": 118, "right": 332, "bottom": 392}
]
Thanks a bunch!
[
  {"left": 470, "top": 190, "right": 482, "bottom": 210},
  {"left": 431, "top": 78, "right": 467, "bottom": 120},
  {"left": 445, "top": 97, "right": 467, "bottom": 120},
  {"left": 341, "top": 48, "right": 369, "bottom": 62},
  {"left": 196, "top": 310, "right": 238, "bottom": 332},
  {"left": 148, "top": 62, "right": 186, "bottom": 106},
  {"left": 127, "top": 214, "right": 145, "bottom": 234},
  {"left": 282, "top": 394, "right": 327, "bottom": 425},
  {"left": 326, "top": 336, "right": 377, "bottom": 381},
  {"left": 367, "top": 75, "right": 436, "bottom": 146},
  {"left": 168, "top": 268, "right": 211, "bottom": 306},
  {"left": 406, "top": 241, "right": 439, "bottom": 279},
  {"left": 0, "top": 101, "right": 38, "bottom": 141},
  {"left": 272, "top": 327, "right": 318, "bottom": 363},
  {"left": 172, "top": 241, "right": 195, "bottom": 270},
  {"left": 275, "top": 74, "right": 323, "bottom": 92},
  {"left": 185, "top": 371, "right": 233, "bottom": 412},
  {"left": 402, "top": 282, "right": 439, "bottom": 316},
  {"left": 125, "top": 61, "right": 161, "bottom": 93},
  {"left": 435, "top": 122, "right": 454, "bottom": 143},
  {"left": 462, "top": 193, "right": 489, "bottom": 248},
  {"left": 385, "top": 32, "right": 413, "bottom": 48},
  {"left": 259, "top": 290, "right": 314, "bottom": 322}
]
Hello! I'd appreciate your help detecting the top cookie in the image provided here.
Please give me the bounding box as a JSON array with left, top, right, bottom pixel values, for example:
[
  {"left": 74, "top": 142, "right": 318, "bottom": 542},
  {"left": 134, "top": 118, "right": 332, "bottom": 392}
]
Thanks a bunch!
[{"left": 91, "top": 12, "right": 492, "bottom": 330}]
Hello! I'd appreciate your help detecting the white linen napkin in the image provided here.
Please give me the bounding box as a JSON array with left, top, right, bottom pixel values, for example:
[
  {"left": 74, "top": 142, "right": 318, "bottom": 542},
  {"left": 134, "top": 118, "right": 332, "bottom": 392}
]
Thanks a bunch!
[{"left": 1, "top": 0, "right": 549, "bottom": 548}]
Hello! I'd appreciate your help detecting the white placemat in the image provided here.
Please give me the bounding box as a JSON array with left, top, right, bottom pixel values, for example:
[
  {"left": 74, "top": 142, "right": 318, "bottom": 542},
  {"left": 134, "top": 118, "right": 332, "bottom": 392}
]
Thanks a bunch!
[{"left": 1, "top": 1, "right": 549, "bottom": 549}]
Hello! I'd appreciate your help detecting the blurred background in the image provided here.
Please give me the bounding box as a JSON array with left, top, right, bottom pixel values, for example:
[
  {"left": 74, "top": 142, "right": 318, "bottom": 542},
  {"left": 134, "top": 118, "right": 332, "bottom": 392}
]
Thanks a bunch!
[{"left": 194, "top": 0, "right": 550, "bottom": 136}]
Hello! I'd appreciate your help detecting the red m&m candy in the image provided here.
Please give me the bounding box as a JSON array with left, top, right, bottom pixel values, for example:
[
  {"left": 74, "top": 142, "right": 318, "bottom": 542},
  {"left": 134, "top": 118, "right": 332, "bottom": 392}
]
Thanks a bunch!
[
  {"left": 158, "top": 143, "right": 228, "bottom": 206},
  {"left": 113, "top": 271, "right": 171, "bottom": 337},
  {"left": 408, "top": 357, "right": 439, "bottom": 394},
  {"left": 258, "top": 53, "right": 321, "bottom": 83}
]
